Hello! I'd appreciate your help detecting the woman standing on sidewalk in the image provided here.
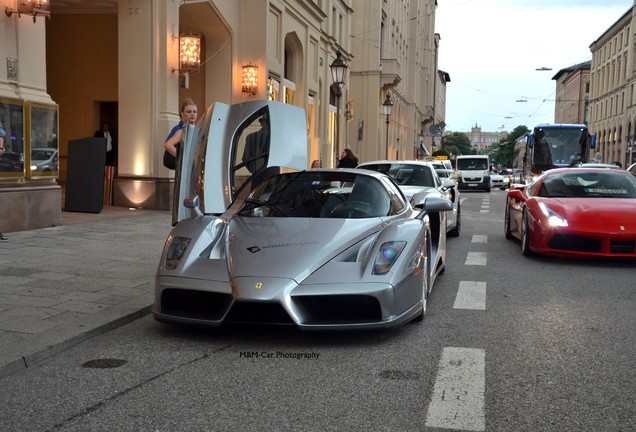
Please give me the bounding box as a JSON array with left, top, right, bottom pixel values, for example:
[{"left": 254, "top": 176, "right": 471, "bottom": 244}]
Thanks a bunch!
[{"left": 0, "top": 125, "right": 7, "bottom": 241}]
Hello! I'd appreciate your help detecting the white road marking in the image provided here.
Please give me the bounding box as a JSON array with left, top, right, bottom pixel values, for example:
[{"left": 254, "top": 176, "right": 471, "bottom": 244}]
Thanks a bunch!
[
  {"left": 454, "top": 281, "right": 486, "bottom": 310},
  {"left": 425, "top": 347, "right": 486, "bottom": 431},
  {"left": 471, "top": 235, "right": 487, "bottom": 243},
  {"left": 465, "top": 252, "right": 487, "bottom": 266}
]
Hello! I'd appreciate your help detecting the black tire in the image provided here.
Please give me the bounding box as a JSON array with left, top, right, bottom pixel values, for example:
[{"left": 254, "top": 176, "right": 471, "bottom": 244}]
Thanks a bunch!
[
  {"left": 521, "top": 210, "right": 534, "bottom": 256},
  {"left": 504, "top": 199, "right": 513, "bottom": 239},
  {"left": 414, "top": 233, "right": 432, "bottom": 322},
  {"left": 448, "top": 204, "right": 461, "bottom": 237}
]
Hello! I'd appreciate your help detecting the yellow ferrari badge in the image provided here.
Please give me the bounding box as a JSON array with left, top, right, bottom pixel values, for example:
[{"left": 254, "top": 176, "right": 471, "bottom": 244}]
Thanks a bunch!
[{"left": 255, "top": 282, "right": 263, "bottom": 289}]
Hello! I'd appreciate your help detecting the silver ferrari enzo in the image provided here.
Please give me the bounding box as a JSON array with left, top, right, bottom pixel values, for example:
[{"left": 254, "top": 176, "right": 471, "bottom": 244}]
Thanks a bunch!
[{"left": 152, "top": 100, "right": 453, "bottom": 330}]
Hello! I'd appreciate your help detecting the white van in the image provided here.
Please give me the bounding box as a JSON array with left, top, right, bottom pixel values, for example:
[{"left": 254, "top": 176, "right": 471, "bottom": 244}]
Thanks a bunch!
[{"left": 455, "top": 155, "right": 490, "bottom": 192}]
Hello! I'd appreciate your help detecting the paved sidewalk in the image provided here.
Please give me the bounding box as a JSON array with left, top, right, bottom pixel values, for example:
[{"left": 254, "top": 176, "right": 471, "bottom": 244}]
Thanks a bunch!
[{"left": 0, "top": 207, "right": 173, "bottom": 378}]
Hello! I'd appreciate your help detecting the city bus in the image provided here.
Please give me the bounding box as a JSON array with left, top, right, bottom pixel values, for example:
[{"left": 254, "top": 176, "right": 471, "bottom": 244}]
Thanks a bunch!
[{"left": 512, "top": 124, "right": 596, "bottom": 184}]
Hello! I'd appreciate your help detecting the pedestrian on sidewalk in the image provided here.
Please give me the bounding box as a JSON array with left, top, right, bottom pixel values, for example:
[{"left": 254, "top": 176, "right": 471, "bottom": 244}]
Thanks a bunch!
[
  {"left": 0, "top": 125, "right": 7, "bottom": 241},
  {"left": 163, "top": 98, "right": 198, "bottom": 170}
]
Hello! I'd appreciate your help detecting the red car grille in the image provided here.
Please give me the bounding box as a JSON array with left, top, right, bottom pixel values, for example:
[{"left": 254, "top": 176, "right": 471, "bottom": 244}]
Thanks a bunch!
[{"left": 548, "top": 234, "right": 636, "bottom": 255}]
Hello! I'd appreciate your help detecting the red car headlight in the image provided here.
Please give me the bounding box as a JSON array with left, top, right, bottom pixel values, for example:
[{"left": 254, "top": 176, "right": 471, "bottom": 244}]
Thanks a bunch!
[
  {"left": 539, "top": 202, "right": 568, "bottom": 227},
  {"left": 372, "top": 241, "right": 407, "bottom": 275}
]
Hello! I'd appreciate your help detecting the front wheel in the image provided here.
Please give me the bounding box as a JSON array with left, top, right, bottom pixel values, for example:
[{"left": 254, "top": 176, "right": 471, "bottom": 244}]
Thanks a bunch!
[
  {"left": 413, "top": 234, "right": 432, "bottom": 322},
  {"left": 521, "top": 210, "right": 534, "bottom": 256},
  {"left": 504, "top": 199, "right": 513, "bottom": 239},
  {"left": 448, "top": 204, "right": 461, "bottom": 237}
]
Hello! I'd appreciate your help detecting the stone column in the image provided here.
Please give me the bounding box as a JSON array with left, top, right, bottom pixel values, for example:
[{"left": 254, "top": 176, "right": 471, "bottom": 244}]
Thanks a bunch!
[{"left": 115, "top": 0, "right": 180, "bottom": 209}]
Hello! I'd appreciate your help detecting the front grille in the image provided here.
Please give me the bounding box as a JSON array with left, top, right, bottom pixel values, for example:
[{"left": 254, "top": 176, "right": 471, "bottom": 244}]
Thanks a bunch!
[
  {"left": 161, "top": 289, "right": 232, "bottom": 320},
  {"left": 225, "top": 301, "right": 294, "bottom": 324},
  {"left": 610, "top": 240, "right": 636, "bottom": 254},
  {"left": 294, "top": 295, "right": 382, "bottom": 324},
  {"left": 547, "top": 234, "right": 601, "bottom": 252}
]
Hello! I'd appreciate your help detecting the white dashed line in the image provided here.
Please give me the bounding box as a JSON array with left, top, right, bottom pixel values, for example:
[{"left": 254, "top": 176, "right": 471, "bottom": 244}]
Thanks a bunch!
[
  {"left": 471, "top": 235, "right": 488, "bottom": 243},
  {"left": 454, "top": 281, "right": 487, "bottom": 310},
  {"left": 465, "top": 252, "right": 487, "bottom": 266},
  {"left": 425, "top": 347, "right": 486, "bottom": 431}
]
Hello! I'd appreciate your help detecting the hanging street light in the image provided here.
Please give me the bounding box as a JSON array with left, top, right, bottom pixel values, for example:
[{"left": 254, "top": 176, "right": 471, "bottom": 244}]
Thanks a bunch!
[
  {"left": 383, "top": 93, "right": 393, "bottom": 159},
  {"left": 330, "top": 51, "right": 348, "bottom": 165}
]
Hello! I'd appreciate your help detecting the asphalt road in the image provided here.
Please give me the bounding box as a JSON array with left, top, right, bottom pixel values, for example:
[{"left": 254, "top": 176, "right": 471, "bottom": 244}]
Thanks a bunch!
[{"left": 1, "top": 190, "right": 634, "bottom": 432}]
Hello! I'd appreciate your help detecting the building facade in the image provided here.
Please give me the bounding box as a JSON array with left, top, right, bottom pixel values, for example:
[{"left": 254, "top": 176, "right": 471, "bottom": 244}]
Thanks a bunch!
[
  {"left": 552, "top": 61, "right": 591, "bottom": 125},
  {"left": 468, "top": 125, "right": 505, "bottom": 153},
  {"left": 589, "top": 3, "right": 636, "bottom": 167},
  {"left": 348, "top": 0, "right": 441, "bottom": 163},
  {"left": 0, "top": 0, "right": 444, "bottom": 233}
]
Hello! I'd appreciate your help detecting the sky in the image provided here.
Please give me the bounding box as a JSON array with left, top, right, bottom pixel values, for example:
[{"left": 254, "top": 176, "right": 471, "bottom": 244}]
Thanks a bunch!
[{"left": 435, "top": 0, "right": 634, "bottom": 133}]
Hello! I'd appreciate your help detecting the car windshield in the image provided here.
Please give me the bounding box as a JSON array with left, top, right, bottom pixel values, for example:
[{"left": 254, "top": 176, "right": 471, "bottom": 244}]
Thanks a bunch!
[
  {"left": 540, "top": 171, "right": 636, "bottom": 198},
  {"left": 360, "top": 163, "right": 435, "bottom": 187},
  {"left": 31, "top": 150, "right": 54, "bottom": 160},
  {"left": 237, "top": 171, "right": 393, "bottom": 218},
  {"left": 457, "top": 159, "right": 488, "bottom": 170}
]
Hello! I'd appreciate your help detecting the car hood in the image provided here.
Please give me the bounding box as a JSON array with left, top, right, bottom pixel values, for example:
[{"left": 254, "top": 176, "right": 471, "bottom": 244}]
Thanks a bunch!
[
  {"left": 227, "top": 217, "right": 383, "bottom": 281},
  {"left": 545, "top": 198, "right": 636, "bottom": 227}
]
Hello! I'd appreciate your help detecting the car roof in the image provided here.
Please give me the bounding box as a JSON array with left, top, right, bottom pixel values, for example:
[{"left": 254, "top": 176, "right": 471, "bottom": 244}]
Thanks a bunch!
[{"left": 359, "top": 160, "right": 436, "bottom": 167}]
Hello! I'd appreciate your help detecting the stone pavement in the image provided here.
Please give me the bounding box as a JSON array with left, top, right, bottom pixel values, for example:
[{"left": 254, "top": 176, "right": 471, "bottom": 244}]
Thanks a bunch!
[{"left": 0, "top": 206, "right": 173, "bottom": 378}]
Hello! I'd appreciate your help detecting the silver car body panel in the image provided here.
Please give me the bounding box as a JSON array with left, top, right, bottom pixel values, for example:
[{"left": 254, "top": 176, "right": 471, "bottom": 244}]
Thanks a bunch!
[{"left": 154, "top": 103, "right": 451, "bottom": 330}]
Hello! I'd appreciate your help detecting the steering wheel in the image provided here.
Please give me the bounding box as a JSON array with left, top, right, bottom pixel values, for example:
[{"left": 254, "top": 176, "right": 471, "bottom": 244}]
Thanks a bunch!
[{"left": 329, "top": 201, "right": 374, "bottom": 218}]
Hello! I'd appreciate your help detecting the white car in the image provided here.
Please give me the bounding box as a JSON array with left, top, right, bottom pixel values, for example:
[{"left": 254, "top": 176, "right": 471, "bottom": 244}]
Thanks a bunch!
[
  {"left": 489, "top": 171, "right": 508, "bottom": 190},
  {"left": 358, "top": 160, "right": 461, "bottom": 237}
]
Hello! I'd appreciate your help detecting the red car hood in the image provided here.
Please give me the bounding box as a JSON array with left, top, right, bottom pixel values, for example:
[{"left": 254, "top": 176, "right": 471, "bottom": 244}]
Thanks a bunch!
[{"left": 545, "top": 197, "right": 636, "bottom": 230}]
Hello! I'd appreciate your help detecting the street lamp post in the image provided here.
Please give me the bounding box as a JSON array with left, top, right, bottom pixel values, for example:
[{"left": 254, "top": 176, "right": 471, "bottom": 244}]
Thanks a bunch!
[
  {"left": 330, "top": 51, "right": 348, "bottom": 165},
  {"left": 383, "top": 93, "right": 393, "bottom": 159}
]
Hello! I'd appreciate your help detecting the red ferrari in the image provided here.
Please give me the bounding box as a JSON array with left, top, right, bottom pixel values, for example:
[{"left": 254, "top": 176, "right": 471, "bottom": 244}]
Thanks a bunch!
[{"left": 504, "top": 168, "right": 636, "bottom": 257}]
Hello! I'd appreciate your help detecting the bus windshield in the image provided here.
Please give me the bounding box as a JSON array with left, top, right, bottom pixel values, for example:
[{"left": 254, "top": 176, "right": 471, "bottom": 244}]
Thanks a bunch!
[{"left": 534, "top": 127, "right": 588, "bottom": 170}]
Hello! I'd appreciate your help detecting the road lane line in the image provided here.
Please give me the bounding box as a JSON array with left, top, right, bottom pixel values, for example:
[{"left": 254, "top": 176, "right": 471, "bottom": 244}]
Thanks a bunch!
[
  {"left": 425, "top": 347, "right": 486, "bottom": 431},
  {"left": 453, "top": 281, "right": 486, "bottom": 310},
  {"left": 465, "top": 252, "right": 487, "bottom": 266},
  {"left": 471, "top": 235, "right": 487, "bottom": 243}
]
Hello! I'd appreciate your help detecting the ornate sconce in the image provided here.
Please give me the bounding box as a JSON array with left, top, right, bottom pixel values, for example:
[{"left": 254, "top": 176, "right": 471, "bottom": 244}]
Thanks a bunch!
[
  {"left": 5, "top": 0, "right": 51, "bottom": 23},
  {"left": 242, "top": 63, "right": 258, "bottom": 96},
  {"left": 179, "top": 35, "right": 201, "bottom": 71}
]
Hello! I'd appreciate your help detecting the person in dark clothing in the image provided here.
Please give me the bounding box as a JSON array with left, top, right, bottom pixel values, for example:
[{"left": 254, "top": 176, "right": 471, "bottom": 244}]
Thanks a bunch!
[
  {"left": 0, "top": 126, "right": 7, "bottom": 240},
  {"left": 94, "top": 122, "right": 114, "bottom": 166},
  {"left": 337, "top": 148, "right": 358, "bottom": 168}
]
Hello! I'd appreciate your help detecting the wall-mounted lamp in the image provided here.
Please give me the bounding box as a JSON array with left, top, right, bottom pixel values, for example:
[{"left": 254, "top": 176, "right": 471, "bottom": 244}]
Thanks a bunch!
[
  {"left": 242, "top": 63, "right": 258, "bottom": 96},
  {"left": 178, "top": 35, "right": 201, "bottom": 71},
  {"left": 171, "top": 34, "right": 201, "bottom": 89},
  {"left": 5, "top": 0, "right": 51, "bottom": 23}
]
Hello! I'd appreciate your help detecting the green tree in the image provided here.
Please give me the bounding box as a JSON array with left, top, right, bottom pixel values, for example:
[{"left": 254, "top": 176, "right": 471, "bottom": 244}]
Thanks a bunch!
[
  {"left": 497, "top": 125, "right": 529, "bottom": 167},
  {"left": 442, "top": 132, "right": 472, "bottom": 156}
]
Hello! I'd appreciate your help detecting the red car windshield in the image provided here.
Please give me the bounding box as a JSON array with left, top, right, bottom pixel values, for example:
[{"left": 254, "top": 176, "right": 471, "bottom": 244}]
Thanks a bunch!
[{"left": 539, "top": 171, "right": 636, "bottom": 198}]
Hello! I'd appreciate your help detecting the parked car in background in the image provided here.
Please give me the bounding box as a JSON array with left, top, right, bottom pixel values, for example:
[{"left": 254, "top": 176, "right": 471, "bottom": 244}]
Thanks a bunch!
[
  {"left": 30, "top": 148, "right": 58, "bottom": 173},
  {"left": 0, "top": 151, "right": 24, "bottom": 172},
  {"left": 504, "top": 167, "right": 636, "bottom": 257},
  {"left": 357, "top": 160, "right": 461, "bottom": 237},
  {"left": 628, "top": 161, "right": 636, "bottom": 176}
]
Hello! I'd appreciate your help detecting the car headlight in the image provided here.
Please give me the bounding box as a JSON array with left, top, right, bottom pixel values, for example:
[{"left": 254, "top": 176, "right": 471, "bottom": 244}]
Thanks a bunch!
[
  {"left": 372, "top": 241, "right": 406, "bottom": 275},
  {"left": 539, "top": 202, "right": 568, "bottom": 227},
  {"left": 165, "top": 236, "right": 192, "bottom": 269}
]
